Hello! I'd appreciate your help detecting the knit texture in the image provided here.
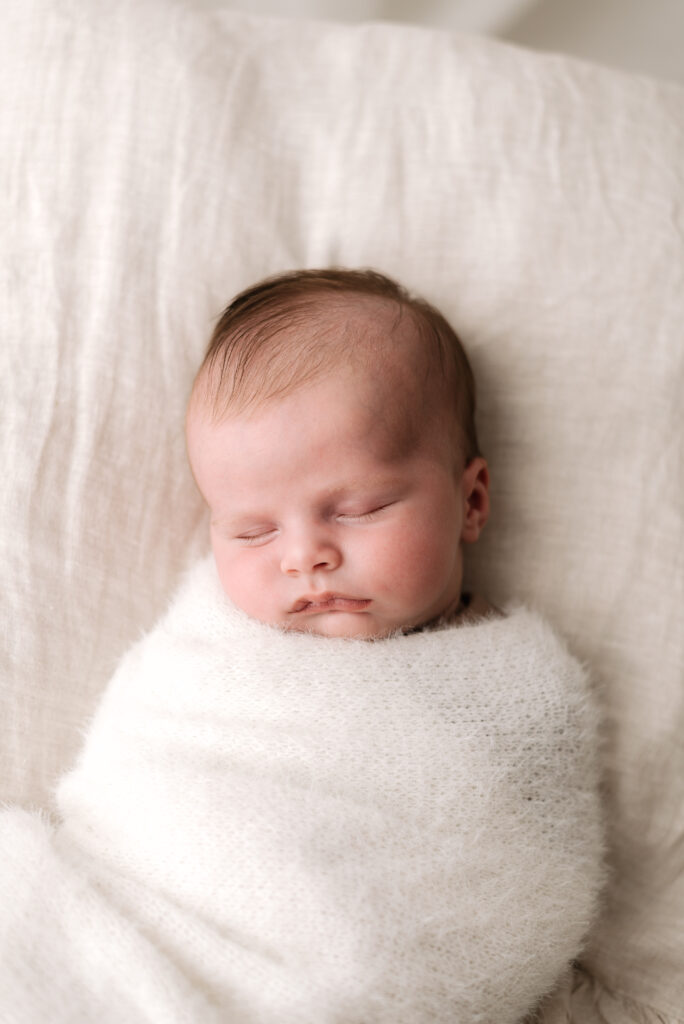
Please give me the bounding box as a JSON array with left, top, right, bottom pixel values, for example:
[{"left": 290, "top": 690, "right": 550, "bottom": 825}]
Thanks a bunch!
[{"left": 0, "top": 556, "right": 605, "bottom": 1022}]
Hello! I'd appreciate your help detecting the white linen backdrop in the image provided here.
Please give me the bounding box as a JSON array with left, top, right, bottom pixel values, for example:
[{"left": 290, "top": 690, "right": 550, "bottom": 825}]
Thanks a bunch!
[{"left": 1, "top": 0, "right": 683, "bottom": 1019}]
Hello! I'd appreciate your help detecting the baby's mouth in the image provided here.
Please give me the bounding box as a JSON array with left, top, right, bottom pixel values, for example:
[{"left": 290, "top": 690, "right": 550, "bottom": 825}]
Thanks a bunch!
[{"left": 290, "top": 594, "right": 371, "bottom": 614}]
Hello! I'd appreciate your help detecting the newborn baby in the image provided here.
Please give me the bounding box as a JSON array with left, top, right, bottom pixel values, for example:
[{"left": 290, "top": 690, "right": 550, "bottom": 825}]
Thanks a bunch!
[{"left": 0, "top": 269, "right": 605, "bottom": 1024}]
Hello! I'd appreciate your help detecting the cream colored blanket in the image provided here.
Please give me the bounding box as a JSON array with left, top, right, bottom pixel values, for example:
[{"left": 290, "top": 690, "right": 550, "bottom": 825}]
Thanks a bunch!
[{"left": 0, "top": 557, "right": 604, "bottom": 1023}]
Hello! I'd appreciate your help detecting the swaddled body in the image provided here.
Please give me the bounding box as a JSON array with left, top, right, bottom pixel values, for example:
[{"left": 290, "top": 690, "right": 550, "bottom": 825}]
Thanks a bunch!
[{"left": 56, "top": 555, "right": 604, "bottom": 1023}]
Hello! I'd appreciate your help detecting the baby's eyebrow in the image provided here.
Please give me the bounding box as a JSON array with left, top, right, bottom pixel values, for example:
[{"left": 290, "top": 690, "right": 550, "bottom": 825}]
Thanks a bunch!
[
  {"left": 322, "top": 474, "right": 408, "bottom": 499},
  {"left": 211, "top": 512, "right": 270, "bottom": 530}
]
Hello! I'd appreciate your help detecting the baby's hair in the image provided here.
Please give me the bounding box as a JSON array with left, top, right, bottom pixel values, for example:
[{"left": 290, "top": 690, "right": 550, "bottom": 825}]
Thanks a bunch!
[{"left": 190, "top": 267, "right": 481, "bottom": 463}]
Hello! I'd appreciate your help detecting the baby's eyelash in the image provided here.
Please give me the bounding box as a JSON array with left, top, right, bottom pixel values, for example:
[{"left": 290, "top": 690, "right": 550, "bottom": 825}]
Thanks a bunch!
[
  {"left": 235, "top": 529, "right": 276, "bottom": 545},
  {"left": 338, "top": 504, "right": 391, "bottom": 523}
]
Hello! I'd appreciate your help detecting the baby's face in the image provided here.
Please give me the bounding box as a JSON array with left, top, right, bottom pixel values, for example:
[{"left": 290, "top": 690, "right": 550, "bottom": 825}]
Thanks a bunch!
[{"left": 187, "top": 370, "right": 488, "bottom": 639}]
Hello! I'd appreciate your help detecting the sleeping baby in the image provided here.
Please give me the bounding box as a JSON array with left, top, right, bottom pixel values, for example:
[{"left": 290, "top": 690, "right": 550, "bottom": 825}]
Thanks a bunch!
[{"left": 0, "top": 269, "right": 605, "bottom": 1024}]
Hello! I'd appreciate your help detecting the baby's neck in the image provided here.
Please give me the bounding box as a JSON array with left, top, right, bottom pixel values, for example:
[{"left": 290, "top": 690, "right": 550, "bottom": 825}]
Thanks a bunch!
[
  {"left": 403, "top": 593, "right": 502, "bottom": 635},
  {"left": 456, "top": 593, "right": 502, "bottom": 623}
]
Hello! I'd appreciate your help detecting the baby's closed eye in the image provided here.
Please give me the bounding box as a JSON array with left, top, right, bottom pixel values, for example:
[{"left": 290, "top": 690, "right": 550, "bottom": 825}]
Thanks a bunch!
[
  {"left": 234, "top": 526, "right": 278, "bottom": 546},
  {"left": 336, "top": 502, "right": 395, "bottom": 523}
]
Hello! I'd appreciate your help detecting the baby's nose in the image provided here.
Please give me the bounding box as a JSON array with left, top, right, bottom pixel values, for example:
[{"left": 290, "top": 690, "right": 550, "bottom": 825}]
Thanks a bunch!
[{"left": 280, "top": 531, "right": 341, "bottom": 576}]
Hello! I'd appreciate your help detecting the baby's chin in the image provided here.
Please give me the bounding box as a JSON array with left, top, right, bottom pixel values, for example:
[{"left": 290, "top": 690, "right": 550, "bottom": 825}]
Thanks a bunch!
[{"left": 283, "top": 611, "right": 398, "bottom": 640}]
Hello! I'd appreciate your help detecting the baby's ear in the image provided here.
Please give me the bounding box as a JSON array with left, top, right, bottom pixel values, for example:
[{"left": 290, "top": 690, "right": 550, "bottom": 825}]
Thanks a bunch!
[{"left": 461, "top": 457, "right": 490, "bottom": 543}]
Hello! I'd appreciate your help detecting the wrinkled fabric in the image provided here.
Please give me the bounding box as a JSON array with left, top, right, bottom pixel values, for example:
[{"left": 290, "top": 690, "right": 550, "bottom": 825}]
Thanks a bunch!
[{"left": 535, "top": 964, "right": 684, "bottom": 1024}]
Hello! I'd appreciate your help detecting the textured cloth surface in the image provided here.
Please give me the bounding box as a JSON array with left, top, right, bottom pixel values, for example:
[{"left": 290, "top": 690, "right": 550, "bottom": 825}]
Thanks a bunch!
[
  {"left": 0, "top": 557, "right": 604, "bottom": 1023},
  {"left": 2, "top": 0, "right": 684, "bottom": 1019}
]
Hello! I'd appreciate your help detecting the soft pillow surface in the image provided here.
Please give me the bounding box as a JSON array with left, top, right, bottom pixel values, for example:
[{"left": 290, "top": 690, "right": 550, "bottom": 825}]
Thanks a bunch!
[{"left": 2, "top": 0, "right": 683, "bottom": 1019}]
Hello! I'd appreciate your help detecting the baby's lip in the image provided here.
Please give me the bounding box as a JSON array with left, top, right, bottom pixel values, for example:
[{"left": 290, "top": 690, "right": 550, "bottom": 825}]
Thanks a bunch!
[{"left": 290, "top": 593, "right": 371, "bottom": 614}]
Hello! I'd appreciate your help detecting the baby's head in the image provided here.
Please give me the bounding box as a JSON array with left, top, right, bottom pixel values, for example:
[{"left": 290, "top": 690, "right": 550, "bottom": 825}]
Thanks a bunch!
[{"left": 186, "top": 268, "right": 489, "bottom": 638}]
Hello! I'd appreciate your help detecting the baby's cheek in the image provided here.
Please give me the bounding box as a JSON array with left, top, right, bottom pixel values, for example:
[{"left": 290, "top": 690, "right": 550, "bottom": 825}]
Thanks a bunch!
[
  {"left": 395, "top": 526, "right": 459, "bottom": 598},
  {"left": 368, "top": 526, "right": 436, "bottom": 595},
  {"left": 212, "top": 545, "right": 271, "bottom": 620},
  {"left": 214, "top": 551, "right": 244, "bottom": 605}
]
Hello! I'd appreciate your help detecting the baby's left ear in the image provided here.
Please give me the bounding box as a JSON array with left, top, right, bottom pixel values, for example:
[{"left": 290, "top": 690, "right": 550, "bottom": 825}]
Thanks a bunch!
[{"left": 461, "top": 457, "right": 490, "bottom": 543}]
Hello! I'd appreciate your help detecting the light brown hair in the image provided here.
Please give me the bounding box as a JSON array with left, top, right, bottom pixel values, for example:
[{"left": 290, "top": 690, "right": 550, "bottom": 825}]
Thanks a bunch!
[{"left": 190, "top": 267, "right": 481, "bottom": 463}]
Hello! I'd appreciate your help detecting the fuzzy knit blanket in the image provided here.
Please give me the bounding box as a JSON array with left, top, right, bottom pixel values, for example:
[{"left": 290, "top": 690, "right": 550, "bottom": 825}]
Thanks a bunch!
[{"left": 0, "top": 556, "right": 605, "bottom": 1024}]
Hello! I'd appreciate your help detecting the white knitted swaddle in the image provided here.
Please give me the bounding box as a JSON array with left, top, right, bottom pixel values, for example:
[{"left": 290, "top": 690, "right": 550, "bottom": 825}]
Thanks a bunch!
[{"left": 0, "top": 556, "right": 604, "bottom": 1023}]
